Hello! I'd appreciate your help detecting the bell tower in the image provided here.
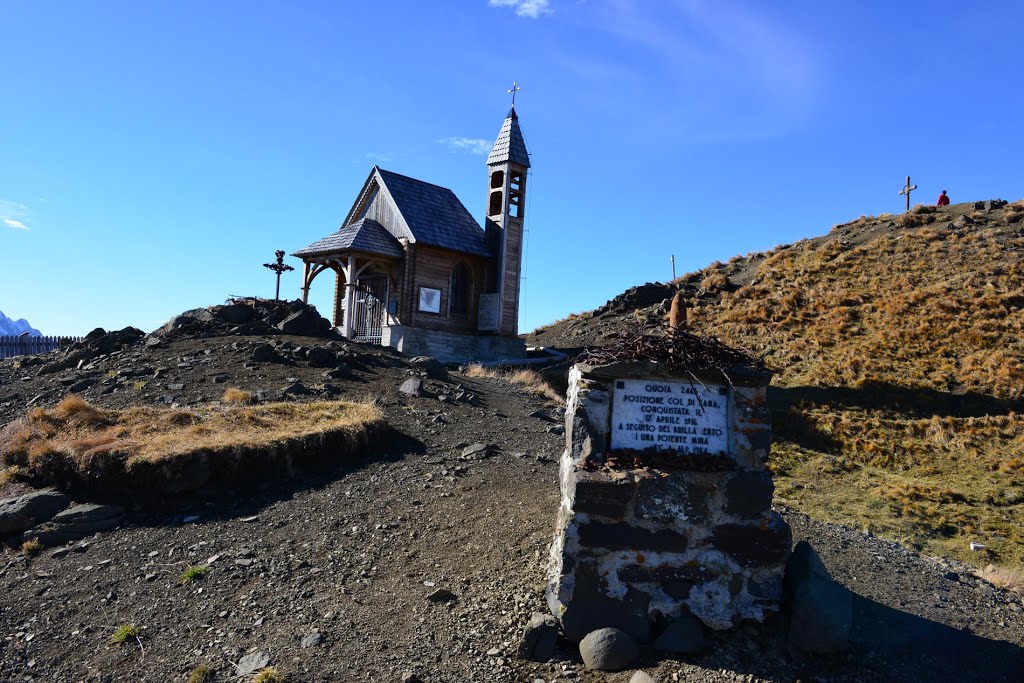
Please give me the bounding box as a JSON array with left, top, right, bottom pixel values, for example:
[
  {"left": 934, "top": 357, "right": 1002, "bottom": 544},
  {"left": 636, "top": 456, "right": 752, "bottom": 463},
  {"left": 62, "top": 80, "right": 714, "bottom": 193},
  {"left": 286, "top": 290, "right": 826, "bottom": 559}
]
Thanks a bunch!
[{"left": 485, "top": 102, "right": 530, "bottom": 337}]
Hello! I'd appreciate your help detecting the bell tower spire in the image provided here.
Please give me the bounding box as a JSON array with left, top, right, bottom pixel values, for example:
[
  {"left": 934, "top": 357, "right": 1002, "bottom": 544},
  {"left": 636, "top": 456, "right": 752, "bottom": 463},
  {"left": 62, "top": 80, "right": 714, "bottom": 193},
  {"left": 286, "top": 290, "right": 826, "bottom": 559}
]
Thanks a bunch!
[{"left": 485, "top": 87, "right": 530, "bottom": 337}]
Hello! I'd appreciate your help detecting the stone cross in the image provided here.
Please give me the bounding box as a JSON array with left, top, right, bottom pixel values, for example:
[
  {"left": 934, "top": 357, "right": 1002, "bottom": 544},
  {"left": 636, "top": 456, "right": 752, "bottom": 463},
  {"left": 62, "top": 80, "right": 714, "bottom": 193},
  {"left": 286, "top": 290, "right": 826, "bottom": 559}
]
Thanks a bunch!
[
  {"left": 898, "top": 176, "right": 918, "bottom": 213},
  {"left": 263, "top": 250, "right": 294, "bottom": 301},
  {"left": 508, "top": 81, "right": 521, "bottom": 107}
]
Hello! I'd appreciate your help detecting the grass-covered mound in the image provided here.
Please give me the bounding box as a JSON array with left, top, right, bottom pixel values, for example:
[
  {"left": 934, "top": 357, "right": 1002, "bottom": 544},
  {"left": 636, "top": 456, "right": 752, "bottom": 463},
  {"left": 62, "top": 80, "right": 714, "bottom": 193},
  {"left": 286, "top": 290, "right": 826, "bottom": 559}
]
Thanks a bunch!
[
  {"left": 680, "top": 202, "right": 1024, "bottom": 566},
  {"left": 0, "top": 395, "right": 386, "bottom": 498}
]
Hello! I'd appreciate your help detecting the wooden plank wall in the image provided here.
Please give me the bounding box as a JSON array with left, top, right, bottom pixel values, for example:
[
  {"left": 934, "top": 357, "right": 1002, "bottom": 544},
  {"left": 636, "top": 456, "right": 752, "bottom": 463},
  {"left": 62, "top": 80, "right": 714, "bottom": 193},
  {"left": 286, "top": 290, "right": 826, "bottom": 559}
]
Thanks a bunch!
[
  {"left": 500, "top": 220, "right": 523, "bottom": 337},
  {"left": 363, "top": 183, "right": 409, "bottom": 242},
  {"left": 408, "top": 245, "right": 487, "bottom": 335}
]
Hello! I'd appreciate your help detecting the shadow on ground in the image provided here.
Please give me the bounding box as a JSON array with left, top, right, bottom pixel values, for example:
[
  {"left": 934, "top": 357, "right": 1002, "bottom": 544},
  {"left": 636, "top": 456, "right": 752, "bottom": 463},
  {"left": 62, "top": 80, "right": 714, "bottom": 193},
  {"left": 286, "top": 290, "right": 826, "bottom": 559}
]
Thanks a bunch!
[{"left": 770, "top": 382, "right": 1023, "bottom": 420}]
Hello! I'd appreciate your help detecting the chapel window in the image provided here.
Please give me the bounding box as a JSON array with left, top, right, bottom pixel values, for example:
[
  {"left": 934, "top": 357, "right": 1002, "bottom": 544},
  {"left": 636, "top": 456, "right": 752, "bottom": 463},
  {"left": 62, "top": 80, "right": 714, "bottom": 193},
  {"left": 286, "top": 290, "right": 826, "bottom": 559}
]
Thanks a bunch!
[{"left": 450, "top": 263, "right": 470, "bottom": 316}]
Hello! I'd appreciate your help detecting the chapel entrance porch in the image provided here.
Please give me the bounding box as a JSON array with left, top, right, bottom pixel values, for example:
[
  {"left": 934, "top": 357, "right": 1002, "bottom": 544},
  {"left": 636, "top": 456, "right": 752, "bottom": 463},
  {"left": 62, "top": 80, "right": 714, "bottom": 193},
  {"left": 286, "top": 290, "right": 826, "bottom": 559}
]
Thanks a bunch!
[{"left": 297, "top": 254, "right": 396, "bottom": 343}]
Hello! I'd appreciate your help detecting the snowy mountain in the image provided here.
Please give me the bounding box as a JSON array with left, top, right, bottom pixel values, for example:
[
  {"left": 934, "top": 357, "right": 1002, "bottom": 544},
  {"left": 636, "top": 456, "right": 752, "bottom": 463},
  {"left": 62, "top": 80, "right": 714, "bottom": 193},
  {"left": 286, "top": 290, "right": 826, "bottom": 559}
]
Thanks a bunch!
[{"left": 0, "top": 310, "right": 42, "bottom": 336}]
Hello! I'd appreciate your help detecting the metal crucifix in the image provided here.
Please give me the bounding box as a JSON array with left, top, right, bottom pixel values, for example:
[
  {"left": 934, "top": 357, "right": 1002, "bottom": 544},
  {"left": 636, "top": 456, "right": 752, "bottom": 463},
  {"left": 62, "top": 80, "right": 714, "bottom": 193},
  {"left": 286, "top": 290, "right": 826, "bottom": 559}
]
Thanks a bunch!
[
  {"left": 898, "top": 176, "right": 918, "bottom": 213},
  {"left": 508, "top": 81, "right": 521, "bottom": 107},
  {"left": 263, "top": 250, "right": 294, "bottom": 301}
]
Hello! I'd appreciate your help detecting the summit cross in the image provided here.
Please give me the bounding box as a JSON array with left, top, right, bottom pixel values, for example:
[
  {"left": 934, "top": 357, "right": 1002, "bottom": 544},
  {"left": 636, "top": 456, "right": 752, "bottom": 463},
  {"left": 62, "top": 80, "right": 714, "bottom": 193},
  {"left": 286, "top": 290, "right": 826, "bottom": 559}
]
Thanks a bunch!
[
  {"left": 507, "top": 81, "right": 521, "bottom": 107},
  {"left": 898, "top": 176, "right": 918, "bottom": 213},
  {"left": 263, "top": 249, "right": 294, "bottom": 301}
]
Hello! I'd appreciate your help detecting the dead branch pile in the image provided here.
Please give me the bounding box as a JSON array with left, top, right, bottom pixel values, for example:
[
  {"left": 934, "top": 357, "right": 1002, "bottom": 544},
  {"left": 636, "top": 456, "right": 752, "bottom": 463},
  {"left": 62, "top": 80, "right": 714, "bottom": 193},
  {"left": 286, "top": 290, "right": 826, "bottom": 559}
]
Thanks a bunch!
[{"left": 579, "top": 325, "right": 765, "bottom": 377}]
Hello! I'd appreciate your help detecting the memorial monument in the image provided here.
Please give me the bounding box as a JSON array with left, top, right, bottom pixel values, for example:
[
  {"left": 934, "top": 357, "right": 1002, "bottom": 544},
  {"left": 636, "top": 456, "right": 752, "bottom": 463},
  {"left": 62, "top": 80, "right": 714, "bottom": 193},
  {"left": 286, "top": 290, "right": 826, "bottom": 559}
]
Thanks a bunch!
[{"left": 546, "top": 328, "right": 792, "bottom": 643}]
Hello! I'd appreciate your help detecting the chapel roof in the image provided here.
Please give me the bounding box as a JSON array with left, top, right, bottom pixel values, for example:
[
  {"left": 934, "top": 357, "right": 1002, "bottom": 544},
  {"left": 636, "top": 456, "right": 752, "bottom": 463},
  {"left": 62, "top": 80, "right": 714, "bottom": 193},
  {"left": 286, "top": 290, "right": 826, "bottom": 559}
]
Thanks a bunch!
[
  {"left": 486, "top": 107, "right": 531, "bottom": 169},
  {"left": 374, "top": 168, "right": 490, "bottom": 257},
  {"left": 293, "top": 217, "right": 404, "bottom": 259}
]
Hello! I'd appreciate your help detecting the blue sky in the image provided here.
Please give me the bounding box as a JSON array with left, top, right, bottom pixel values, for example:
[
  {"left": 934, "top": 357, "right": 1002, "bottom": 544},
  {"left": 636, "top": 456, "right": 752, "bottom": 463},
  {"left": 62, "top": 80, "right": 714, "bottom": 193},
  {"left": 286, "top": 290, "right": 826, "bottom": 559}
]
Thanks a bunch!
[{"left": 2, "top": 0, "right": 1022, "bottom": 336}]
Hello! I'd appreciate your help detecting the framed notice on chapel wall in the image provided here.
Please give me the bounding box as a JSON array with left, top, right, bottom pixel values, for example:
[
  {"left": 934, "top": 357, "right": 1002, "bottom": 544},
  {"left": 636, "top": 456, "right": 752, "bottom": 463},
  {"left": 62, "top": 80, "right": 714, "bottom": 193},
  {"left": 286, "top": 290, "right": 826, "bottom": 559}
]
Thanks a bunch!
[
  {"left": 478, "top": 293, "right": 499, "bottom": 331},
  {"left": 418, "top": 287, "right": 441, "bottom": 314}
]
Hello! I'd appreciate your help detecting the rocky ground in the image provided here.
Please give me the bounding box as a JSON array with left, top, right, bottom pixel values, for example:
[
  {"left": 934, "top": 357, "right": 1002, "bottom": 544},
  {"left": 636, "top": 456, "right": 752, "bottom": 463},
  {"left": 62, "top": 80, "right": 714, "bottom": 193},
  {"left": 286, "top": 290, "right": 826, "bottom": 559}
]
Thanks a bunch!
[{"left": 1, "top": 306, "right": 1023, "bottom": 681}]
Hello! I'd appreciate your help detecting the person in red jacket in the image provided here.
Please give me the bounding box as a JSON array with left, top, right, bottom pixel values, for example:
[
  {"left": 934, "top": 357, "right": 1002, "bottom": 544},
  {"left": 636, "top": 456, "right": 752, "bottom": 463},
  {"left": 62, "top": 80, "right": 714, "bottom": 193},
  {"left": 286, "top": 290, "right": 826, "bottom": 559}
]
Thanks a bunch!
[{"left": 937, "top": 190, "right": 950, "bottom": 206}]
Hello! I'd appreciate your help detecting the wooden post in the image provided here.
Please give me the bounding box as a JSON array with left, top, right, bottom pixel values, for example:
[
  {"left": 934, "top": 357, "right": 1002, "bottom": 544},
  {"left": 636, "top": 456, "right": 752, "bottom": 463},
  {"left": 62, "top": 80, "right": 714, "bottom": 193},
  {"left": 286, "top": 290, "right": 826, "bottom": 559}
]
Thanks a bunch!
[
  {"left": 301, "top": 262, "right": 310, "bottom": 303},
  {"left": 343, "top": 255, "right": 356, "bottom": 339}
]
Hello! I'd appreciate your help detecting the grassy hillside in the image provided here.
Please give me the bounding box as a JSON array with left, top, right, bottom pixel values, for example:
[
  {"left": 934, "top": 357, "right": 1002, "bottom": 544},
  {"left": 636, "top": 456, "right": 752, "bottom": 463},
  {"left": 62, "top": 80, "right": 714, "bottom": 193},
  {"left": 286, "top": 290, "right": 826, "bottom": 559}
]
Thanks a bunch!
[{"left": 531, "top": 200, "right": 1024, "bottom": 568}]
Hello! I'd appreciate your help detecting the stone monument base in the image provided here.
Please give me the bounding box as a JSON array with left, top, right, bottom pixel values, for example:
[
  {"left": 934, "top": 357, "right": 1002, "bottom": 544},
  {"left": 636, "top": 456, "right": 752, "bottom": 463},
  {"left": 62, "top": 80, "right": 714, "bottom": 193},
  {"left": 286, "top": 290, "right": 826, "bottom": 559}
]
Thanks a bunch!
[{"left": 546, "top": 360, "right": 792, "bottom": 642}]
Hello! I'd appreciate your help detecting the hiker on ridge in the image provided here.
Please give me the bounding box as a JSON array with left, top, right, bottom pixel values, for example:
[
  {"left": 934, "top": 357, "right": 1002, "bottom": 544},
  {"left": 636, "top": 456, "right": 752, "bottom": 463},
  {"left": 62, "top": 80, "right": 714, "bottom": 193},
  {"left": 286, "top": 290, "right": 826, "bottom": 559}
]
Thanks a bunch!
[{"left": 937, "top": 190, "right": 950, "bottom": 206}]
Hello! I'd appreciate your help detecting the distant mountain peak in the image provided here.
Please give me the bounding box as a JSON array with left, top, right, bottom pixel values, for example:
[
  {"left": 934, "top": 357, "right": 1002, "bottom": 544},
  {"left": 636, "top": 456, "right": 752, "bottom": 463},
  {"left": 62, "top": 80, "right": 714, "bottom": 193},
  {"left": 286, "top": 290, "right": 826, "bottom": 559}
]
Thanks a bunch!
[{"left": 0, "top": 309, "right": 42, "bottom": 336}]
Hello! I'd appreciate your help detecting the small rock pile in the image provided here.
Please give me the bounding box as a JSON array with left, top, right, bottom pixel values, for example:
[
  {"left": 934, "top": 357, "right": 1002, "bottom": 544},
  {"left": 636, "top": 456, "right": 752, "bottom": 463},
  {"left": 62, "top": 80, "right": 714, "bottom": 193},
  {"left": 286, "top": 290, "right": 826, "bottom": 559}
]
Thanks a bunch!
[{"left": 155, "top": 299, "right": 336, "bottom": 340}]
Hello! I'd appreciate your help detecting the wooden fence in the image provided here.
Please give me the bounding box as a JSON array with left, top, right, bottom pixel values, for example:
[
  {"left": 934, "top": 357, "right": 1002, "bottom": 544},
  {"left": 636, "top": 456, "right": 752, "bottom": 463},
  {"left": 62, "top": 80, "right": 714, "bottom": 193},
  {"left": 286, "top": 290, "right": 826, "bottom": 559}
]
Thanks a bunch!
[{"left": 0, "top": 335, "right": 83, "bottom": 359}]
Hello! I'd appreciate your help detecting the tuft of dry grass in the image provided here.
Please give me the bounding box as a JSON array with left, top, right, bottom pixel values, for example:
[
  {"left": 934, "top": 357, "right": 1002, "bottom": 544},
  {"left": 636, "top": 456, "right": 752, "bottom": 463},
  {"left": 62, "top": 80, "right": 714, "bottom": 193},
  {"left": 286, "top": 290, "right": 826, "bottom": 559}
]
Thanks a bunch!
[
  {"left": 0, "top": 397, "right": 383, "bottom": 483},
  {"left": 699, "top": 271, "right": 730, "bottom": 293},
  {"left": 222, "top": 387, "right": 252, "bottom": 404},
  {"left": 253, "top": 668, "right": 286, "bottom": 683},
  {"left": 464, "top": 364, "right": 491, "bottom": 379},
  {"left": 187, "top": 664, "right": 215, "bottom": 683},
  {"left": 976, "top": 564, "right": 1024, "bottom": 594},
  {"left": 0, "top": 465, "right": 21, "bottom": 485},
  {"left": 21, "top": 538, "right": 42, "bottom": 556},
  {"left": 465, "top": 365, "right": 562, "bottom": 403}
]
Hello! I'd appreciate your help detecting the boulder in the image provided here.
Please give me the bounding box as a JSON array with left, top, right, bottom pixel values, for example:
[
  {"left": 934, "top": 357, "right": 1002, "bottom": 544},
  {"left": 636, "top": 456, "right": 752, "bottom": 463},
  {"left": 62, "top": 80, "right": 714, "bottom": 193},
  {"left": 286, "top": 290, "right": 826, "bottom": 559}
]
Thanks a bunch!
[
  {"left": 399, "top": 378, "right": 425, "bottom": 398},
  {"left": 0, "top": 490, "right": 71, "bottom": 535},
  {"left": 283, "top": 380, "right": 312, "bottom": 396},
  {"left": 217, "top": 303, "right": 255, "bottom": 324},
  {"left": 306, "top": 347, "right": 337, "bottom": 368},
  {"left": 235, "top": 651, "right": 271, "bottom": 676},
  {"left": 460, "top": 443, "right": 494, "bottom": 460},
  {"left": 323, "top": 363, "right": 353, "bottom": 380},
  {"left": 579, "top": 628, "right": 638, "bottom": 672},
  {"left": 630, "top": 672, "right": 657, "bottom": 683},
  {"left": 518, "top": 612, "right": 558, "bottom": 662},
  {"left": 653, "top": 615, "right": 704, "bottom": 654},
  {"left": 277, "top": 309, "right": 324, "bottom": 336},
  {"left": 24, "top": 503, "right": 124, "bottom": 546},
  {"left": 300, "top": 632, "right": 323, "bottom": 648},
  {"left": 251, "top": 344, "right": 275, "bottom": 363},
  {"left": 784, "top": 541, "right": 852, "bottom": 654},
  {"left": 410, "top": 356, "right": 449, "bottom": 381}
]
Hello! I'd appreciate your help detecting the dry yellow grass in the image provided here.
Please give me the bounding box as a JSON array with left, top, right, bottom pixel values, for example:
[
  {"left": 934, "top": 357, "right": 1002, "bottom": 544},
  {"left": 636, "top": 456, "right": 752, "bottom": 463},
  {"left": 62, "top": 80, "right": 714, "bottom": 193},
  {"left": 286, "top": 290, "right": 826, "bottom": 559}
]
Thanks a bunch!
[
  {"left": 0, "top": 395, "right": 382, "bottom": 479},
  {"left": 976, "top": 564, "right": 1024, "bottom": 594},
  {"left": 659, "top": 209, "right": 1024, "bottom": 566},
  {"left": 222, "top": 387, "right": 253, "bottom": 404},
  {"left": 465, "top": 365, "right": 563, "bottom": 403}
]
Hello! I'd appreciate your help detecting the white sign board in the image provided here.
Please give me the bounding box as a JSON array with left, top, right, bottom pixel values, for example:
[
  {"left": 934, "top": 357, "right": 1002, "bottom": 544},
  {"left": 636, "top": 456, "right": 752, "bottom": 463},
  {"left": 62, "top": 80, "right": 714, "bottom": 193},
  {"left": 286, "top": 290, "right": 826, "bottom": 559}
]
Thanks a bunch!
[
  {"left": 418, "top": 287, "right": 441, "bottom": 314},
  {"left": 610, "top": 378, "right": 729, "bottom": 454},
  {"left": 478, "top": 293, "right": 499, "bottom": 331}
]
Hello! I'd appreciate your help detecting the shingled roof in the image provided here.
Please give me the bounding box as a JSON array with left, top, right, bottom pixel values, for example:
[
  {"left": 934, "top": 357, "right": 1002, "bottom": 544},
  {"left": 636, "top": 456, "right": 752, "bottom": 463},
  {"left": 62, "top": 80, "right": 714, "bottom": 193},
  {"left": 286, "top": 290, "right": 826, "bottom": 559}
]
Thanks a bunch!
[
  {"left": 487, "top": 107, "right": 530, "bottom": 168},
  {"left": 375, "top": 169, "right": 490, "bottom": 257},
  {"left": 293, "top": 218, "right": 404, "bottom": 259}
]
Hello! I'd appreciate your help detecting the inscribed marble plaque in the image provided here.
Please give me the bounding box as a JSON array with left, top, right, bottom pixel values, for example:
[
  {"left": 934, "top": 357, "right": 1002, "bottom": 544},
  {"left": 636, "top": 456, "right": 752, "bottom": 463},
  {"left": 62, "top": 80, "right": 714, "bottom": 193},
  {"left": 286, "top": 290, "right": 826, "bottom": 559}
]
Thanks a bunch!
[{"left": 610, "top": 378, "right": 728, "bottom": 454}]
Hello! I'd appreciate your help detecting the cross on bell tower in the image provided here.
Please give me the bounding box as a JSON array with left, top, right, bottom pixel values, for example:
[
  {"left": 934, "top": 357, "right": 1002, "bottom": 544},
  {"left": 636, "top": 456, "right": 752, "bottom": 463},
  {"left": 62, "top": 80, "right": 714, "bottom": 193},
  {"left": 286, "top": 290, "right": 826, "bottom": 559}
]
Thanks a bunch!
[
  {"left": 484, "top": 85, "right": 531, "bottom": 337},
  {"left": 508, "top": 81, "right": 521, "bottom": 107}
]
